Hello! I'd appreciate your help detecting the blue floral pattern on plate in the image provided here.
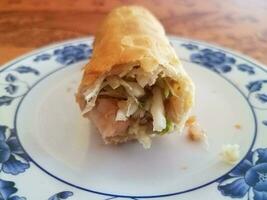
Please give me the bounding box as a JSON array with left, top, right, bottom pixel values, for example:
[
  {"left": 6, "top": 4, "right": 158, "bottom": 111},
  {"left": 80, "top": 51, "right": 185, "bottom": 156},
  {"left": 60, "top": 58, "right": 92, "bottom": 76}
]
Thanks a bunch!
[
  {"left": 217, "top": 148, "right": 267, "bottom": 200},
  {"left": 181, "top": 42, "right": 267, "bottom": 199},
  {"left": 0, "top": 66, "right": 38, "bottom": 107},
  {"left": 0, "top": 178, "right": 73, "bottom": 200},
  {"left": 245, "top": 80, "right": 267, "bottom": 110},
  {"left": 182, "top": 42, "right": 256, "bottom": 75},
  {"left": 0, "top": 42, "right": 91, "bottom": 199},
  {"left": 0, "top": 38, "right": 266, "bottom": 199},
  {"left": 0, "top": 179, "right": 26, "bottom": 200},
  {"left": 48, "top": 191, "right": 73, "bottom": 200},
  {"left": 33, "top": 44, "right": 92, "bottom": 65},
  {"left": 0, "top": 125, "right": 30, "bottom": 175}
]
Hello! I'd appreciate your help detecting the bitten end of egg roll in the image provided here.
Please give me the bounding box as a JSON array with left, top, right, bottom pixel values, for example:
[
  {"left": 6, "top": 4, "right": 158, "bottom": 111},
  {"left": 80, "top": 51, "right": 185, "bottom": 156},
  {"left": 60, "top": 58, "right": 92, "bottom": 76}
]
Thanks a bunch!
[{"left": 76, "top": 6, "right": 195, "bottom": 148}]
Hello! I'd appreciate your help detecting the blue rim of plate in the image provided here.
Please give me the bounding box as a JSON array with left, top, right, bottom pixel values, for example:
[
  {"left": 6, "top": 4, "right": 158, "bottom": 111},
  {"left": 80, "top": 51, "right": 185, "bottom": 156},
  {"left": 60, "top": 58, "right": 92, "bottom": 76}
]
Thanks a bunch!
[{"left": 1, "top": 36, "right": 266, "bottom": 199}]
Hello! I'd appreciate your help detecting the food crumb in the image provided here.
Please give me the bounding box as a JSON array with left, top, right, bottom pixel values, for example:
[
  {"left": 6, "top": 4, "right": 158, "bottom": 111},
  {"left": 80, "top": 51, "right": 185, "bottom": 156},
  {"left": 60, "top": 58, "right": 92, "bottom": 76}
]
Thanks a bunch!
[
  {"left": 186, "top": 116, "right": 205, "bottom": 141},
  {"left": 220, "top": 144, "right": 240, "bottom": 165},
  {"left": 186, "top": 115, "right": 197, "bottom": 127},
  {"left": 188, "top": 123, "right": 205, "bottom": 141},
  {"left": 186, "top": 116, "right": 209, "bottom": 150},
  {"left": 234, "top": 124, "right": 242, "bottom": 130}
]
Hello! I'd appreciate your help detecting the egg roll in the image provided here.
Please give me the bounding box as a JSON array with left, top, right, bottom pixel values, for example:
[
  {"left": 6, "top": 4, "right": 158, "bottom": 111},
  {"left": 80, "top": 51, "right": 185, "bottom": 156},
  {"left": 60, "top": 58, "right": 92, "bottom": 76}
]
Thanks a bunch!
[{"left": 76, "top": 6, "right": 195, "bottom": 148}]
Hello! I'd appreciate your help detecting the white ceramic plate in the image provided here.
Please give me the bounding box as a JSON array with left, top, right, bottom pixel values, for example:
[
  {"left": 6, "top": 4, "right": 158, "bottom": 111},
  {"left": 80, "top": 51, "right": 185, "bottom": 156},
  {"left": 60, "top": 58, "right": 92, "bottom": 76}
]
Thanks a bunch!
[{"left": 0, "top": 36, "right": 266, "bottom": 200}]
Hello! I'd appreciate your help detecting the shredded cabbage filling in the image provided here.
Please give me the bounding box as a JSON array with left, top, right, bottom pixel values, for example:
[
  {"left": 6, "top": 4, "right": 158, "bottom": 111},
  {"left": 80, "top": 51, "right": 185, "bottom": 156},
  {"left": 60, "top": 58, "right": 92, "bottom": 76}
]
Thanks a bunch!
[{"left": 83, "top": 66, "right": 182, "bottom": 146}]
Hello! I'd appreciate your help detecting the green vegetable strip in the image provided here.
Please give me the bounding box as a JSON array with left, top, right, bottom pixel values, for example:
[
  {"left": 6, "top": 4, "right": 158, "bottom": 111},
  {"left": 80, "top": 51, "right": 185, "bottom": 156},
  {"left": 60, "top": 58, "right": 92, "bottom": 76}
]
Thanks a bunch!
[{"left": 159, "top": 119, "right": 174, "bottom": 135}]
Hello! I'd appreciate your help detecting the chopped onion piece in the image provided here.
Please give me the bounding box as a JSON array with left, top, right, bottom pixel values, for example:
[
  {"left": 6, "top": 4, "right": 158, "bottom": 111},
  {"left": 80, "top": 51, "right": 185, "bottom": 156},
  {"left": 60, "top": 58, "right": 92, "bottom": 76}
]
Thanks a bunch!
[
  {"left": 120, "top": 80, "right": 145, "bottom": 98},
  {"left": 82, "top": 77, "right": 107, "bottom": 114},
  {"left": 116, "top": 98, "right": 138, "bottom": 121},
  {"left": 150, "top": 87, "right": 166, "bottom": 131},
  {"left": 106, "top": 76, "right": 145, "bottom": 100},
  {"left": 127, "top": 82, "right": 145, "bottom": 97},
  {"left": 83, "top": 76, "right": 105, "bottom": 102},
  {"left": 126, "top": 99, "right": 138, "bottom": 117},
  {"left": 82, "top": 95, "right": 98, "bottom": 115},
  {"left": 115, "top": 109, "right": 127, "bottom": 121}
]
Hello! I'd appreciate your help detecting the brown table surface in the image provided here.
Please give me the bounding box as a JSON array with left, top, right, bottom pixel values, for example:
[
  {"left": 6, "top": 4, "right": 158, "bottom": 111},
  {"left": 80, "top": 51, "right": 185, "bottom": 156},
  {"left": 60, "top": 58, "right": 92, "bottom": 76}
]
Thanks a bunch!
[{"left": 0, "top": 0, "right": 267, "bottom": 66}]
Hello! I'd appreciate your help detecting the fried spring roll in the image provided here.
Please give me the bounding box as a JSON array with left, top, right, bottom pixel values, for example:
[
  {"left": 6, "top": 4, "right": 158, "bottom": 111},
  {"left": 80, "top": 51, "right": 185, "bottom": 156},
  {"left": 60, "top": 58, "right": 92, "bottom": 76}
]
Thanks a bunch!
[{"left": 76, "top": 6, "right": 195, "bottom": 148}]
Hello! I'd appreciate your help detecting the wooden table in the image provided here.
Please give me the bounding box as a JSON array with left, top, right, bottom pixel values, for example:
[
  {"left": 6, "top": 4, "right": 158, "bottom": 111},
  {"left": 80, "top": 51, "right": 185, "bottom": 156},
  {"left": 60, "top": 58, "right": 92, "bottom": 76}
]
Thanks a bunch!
[{"left": 1, "top": 0, "right": 267, "bottom": 65}]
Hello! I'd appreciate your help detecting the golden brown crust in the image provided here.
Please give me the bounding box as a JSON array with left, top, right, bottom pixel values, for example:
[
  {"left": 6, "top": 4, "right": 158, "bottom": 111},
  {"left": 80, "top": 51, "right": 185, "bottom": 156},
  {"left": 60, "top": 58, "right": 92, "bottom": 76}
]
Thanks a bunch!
[{"left": 76, "top": 6, "right": 185, "bottom": 106}]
